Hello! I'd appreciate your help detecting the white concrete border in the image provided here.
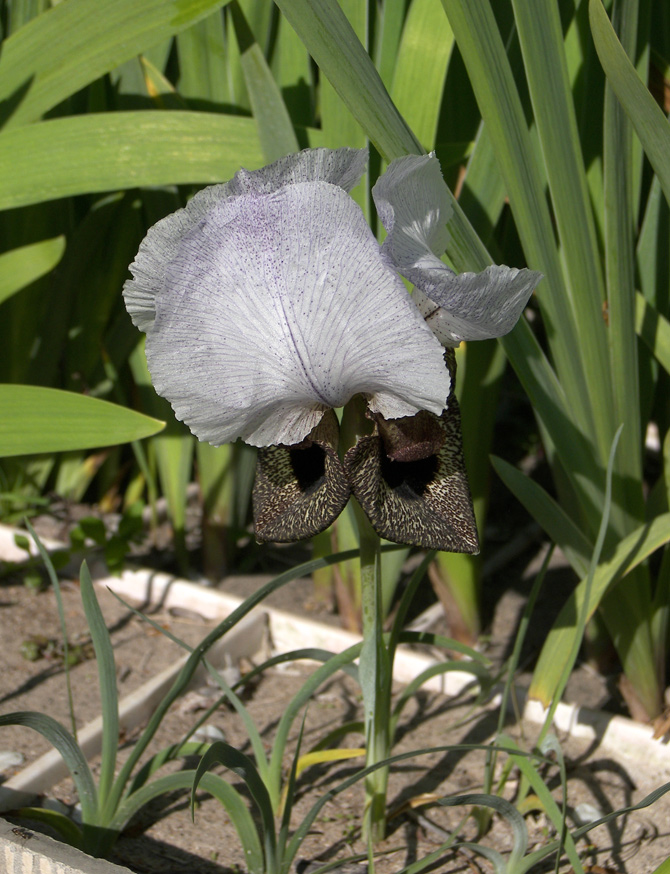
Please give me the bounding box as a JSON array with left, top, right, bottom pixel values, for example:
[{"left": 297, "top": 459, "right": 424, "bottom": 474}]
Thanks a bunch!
[{"left": 1, "top": 814, "right": 133, "bottom": 874}]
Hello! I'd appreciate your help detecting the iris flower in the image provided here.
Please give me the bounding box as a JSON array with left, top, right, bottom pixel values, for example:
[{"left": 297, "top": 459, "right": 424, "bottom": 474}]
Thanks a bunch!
[{"left": 124, "top": 148, "right": 541, "bottom": 551}]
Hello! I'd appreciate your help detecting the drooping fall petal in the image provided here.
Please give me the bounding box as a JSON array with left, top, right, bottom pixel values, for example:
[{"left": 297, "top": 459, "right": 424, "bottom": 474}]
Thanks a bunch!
[
  {"left": 252, "top": 410, "right": 350, "bottom": 542},
  {"left": 344, "top": 350, "right": 478, "bottom": 552}
]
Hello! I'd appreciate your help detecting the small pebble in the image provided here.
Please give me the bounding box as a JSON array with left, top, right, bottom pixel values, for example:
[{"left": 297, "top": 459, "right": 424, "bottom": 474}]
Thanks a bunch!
[
  {"left": 573, "top": 801, "right": 604, "bottom": 825},
  {"left": 193, "top": 725, "right": 226, "bottom": 743},
  {"left": 0, "top": 751, "right": 23, "bottom": 771}
]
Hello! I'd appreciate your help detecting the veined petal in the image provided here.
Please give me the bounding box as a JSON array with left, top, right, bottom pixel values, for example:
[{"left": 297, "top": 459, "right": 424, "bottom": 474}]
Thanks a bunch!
[
  {"left": 140, "top": 181, "right": 449, "bottom": 448},
  {"left": 373, "top": 153, "right": 452, "bottom": 269},
  {"left": 413, "top": 266, "right": 542, "bottom": 346},
  {"left": 373, "top": 153, "right": 542, "bottom": 345},
  {"left": 225, "top": 146, "right": 368, "bottom": 196},
  {"left": 123, "top": 147, "right": 368, "bottom": 333}
]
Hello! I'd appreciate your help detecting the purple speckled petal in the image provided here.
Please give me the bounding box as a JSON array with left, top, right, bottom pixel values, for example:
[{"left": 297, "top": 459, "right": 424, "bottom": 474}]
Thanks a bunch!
[
  {"left": 138, "top": 181, "right": 449, "bottom": 448},
  {"left": 124, "top": 147, "right": 367, "bottom": 333},
  {"left": 373, "top": 153, "right": 542, "bottom": 345}
]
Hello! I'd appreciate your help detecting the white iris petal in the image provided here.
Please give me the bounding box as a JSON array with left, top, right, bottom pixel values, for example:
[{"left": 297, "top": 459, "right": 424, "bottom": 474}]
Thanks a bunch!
[
  {"left": 124, "top": 147, "right": 368, "bottom": 334},
  {"left": 373, "top": 153, "right": 542, "bottom": 346},
  {"left": 131, "top": 178, "right": 449, "bottom": 448}
]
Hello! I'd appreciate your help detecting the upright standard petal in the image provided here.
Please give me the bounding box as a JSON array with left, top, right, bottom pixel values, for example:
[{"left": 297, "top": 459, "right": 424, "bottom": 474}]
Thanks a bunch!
[
  {"left": 123, "top": 147, "right": 368, "bottom": 333},
  {"left": 137, "top": 180, "right": 450, "bottom": 448},
  {"left": 373, "top": 154, "right": 542, "bottom": 346}
]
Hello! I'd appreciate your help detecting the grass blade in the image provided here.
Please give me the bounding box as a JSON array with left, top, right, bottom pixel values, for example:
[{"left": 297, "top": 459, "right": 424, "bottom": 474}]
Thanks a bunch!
[
  {"left": 105, "top": 546, "right": 383, "bottom": 813},
  {"left": 0, "top": 712, "right": 98, "bottom": 821},
  {"left": 194, "top": 743, "right": 277, "bottom": 872},
  {"left": 115, "top": 769, "right": 264, "bottom": 874},
  {"left": 499, "top": 735, "right": 583, "bottom": 874},
  {"left": 530, "top": 510, "right": 670, "bottom": 706},
  {"left": 24, "top": 520, "right": 78, "bottom": 739},
  {"left": 438, "top": 794, "right": 528, "bottom": 869},
  {"left": 78, "top": 562, "right": 119, "bottom": 818}
]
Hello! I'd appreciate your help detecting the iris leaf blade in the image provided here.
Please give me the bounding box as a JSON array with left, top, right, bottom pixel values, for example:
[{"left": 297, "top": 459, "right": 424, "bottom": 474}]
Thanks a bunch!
[
  {"left": 0, "top": 0, "right": 233, "bottom": 129},
  {"left": 511, "top": 0, "right": 611, "bottom": 449},
  {"left": 0, "top": 385, "right": 164, "bottom": 457},
  {"left": 636, "top": 293, "right": 670, "bottom": 376},
  {"left": 589, "top": 0, "right": 670, "bottom": 205},
  {"left": 390, "top": 0, "right": 454, "bottom": 151},
  {"left": 274, "top": 0, "right": 421, "bottom": 160},
  {"left": 439, "top": 0, "right": 605, "bottom": 457},
  {"left": 319, "top": 0, "right": 368, "bottom": 158},
  {"left": 0, "top": 111, "right": 265, "bottom": 210},
  {"left": 0, "top": 237, "right": 65, "bottom": 306},
  {"left": 374, "top": 0, "right": 407, "bottom": 91},
  {"left": 530, "top": 511, "right": 670, "bottom": 706},
  {"left": 176, "top": 10, "right": 229, "bottom": 106},
  {"left": 230, "top": 1, "right": 300, "bottom": 163},
  {"left": 491, "top": 456, "right": 592, "bottom": 577},
  {"left": 129, "top": 342, "right": 194, "bottom": 572},
  {"left": 601, "top": 0, "right": 645, "bottom": 527}
]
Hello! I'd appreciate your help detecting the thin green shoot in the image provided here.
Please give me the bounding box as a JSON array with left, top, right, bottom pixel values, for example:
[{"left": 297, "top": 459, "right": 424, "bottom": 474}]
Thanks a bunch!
[{"left": 25, "top": 520, "right": 77, "bottom": 741}]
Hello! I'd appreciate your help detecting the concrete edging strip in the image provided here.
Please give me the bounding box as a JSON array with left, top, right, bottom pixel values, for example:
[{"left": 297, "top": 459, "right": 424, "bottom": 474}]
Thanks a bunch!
[{"left": 1, "top": 815, "right": 133, "bottom": 874}]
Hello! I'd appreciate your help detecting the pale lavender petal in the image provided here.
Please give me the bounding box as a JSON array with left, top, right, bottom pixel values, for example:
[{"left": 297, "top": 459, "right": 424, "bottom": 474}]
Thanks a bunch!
[
  {"left": 373, "top": 153, "right": 542, "bottom": 345},
  {"left": 224, "top": 146, "right": 368, "bottom": 196},
  {"left": 413, "top": 266, "right": 542, "bottom": 346},
  {"left": 143, "top": 181, "right": 449, "bottom": 448},
  {"left": 124, "top": 147, "right": 367, "bottom": 333},
  {"left": 373, "top": 153, "right": 452, "bottom": 269}
]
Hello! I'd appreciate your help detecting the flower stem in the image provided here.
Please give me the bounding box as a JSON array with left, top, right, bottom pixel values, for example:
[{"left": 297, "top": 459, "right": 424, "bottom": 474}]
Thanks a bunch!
[
  {"left": 352, "top": 499, "right": 391, "bottom": 845},
  {"left": 340, "top": 397, "right": 392, "bottom": 844}
]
